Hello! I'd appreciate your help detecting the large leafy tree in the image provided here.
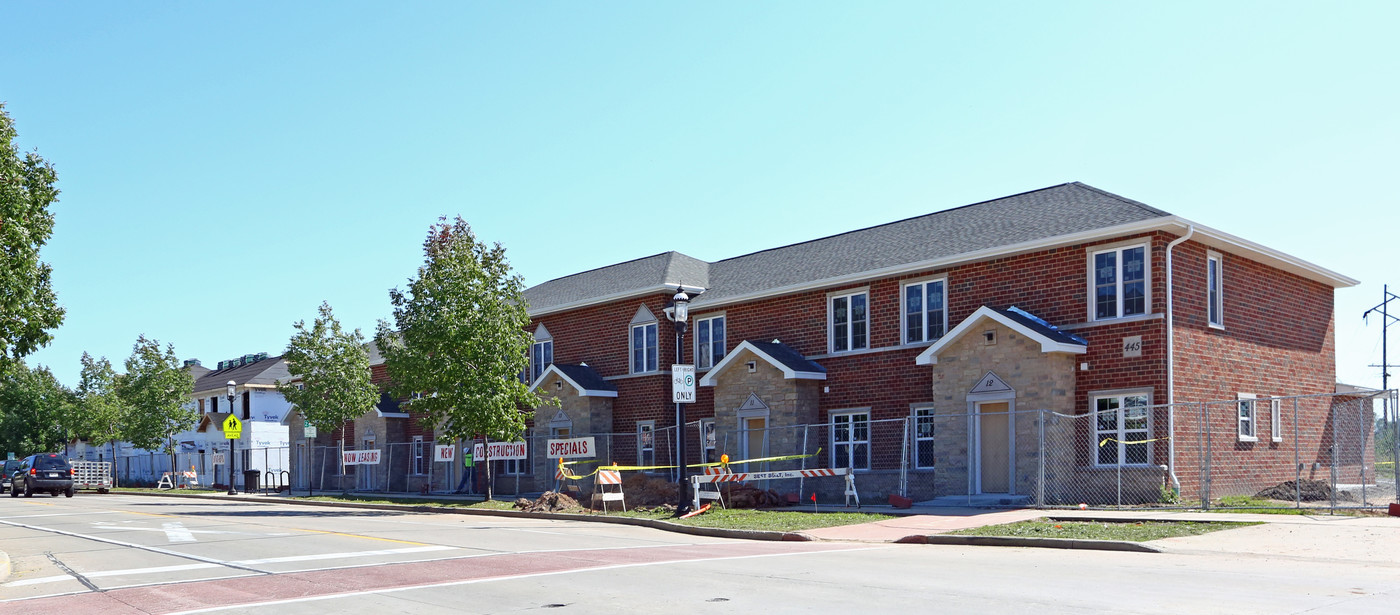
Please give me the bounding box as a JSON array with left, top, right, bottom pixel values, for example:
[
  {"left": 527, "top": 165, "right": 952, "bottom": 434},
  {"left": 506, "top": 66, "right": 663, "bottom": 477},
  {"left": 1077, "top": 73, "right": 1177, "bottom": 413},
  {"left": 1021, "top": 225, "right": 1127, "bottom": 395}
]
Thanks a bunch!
[
  {"left": 74, "top": 352, "right": 127, "bottom": 461},
  {"left": 116, "top": 336, "right": 195, "bottom": 454},
  {"left": 0, "top": 104, "right": 64, "bottom": 370},
  {"left": 0, "top": 361, "right": 73, "bottom": 456},
  {"left": 276, "top": 302, "right": 377, "bottom": 450},
  {"left": 376, "top": 217, "right": 547, "bottom": 498}
]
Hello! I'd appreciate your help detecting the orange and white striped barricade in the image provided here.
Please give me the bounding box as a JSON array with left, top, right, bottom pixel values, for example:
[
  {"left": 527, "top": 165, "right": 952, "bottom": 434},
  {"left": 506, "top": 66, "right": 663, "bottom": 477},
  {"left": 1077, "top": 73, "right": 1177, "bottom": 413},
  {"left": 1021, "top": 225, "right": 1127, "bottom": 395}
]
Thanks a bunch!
[
  {"left": 183, "top": 467, "right": 199, "bottom": 488},
  {"left": 690, "top": 467, "right": 860, "bottom": 508},
  {"left": 692, "top": 466, "right": 731, "bottom": 510},
  {"left": 597, "top": 469, "right": 625, "bottom": 513}
]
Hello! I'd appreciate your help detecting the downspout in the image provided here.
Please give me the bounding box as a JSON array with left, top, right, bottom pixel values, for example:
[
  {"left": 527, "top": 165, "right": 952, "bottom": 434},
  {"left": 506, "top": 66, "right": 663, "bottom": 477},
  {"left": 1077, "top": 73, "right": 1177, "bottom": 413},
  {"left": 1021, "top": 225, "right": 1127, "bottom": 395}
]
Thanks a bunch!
[{"left": 1165, "top": 224, "right": 1195, "bottom": 494}]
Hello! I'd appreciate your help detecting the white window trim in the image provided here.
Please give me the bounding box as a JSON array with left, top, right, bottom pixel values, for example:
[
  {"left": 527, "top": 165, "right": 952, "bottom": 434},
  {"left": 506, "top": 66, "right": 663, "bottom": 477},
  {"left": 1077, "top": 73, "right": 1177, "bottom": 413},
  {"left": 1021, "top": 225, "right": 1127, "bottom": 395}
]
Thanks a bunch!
[
  {"left": 901, "top": 277, "right": 949, "bottom": 345},
  {"left": 1087, "top": 241, "right": 1151, "bottom": 322},
  {"left": 411, "top": 436, "right": 426, "bottom": 475},
  {"left": 827, "top": 287, "right": 871, "bottom": 354},
  {"left": 830, "top": 409, "right": 871, "bottom": 471},
  {"left": 530, "top": 339, "right": 553, "bottom": 384},
  {"left": 1090, "top": 389, "right": 1154, "bottom": 468},
  {"left": 912, "top": 405, "right": 936, "bottom": 470},
  {"left": 699, "top": 418, "right": 716, "bottom": 463},
  {"left": 630, "top": 322, "right": 658, "bottom": 374},
  {"left": 1270, "top": 398, "right": 1283, "bottom": 443},
  {"left": 1207, "top": 250, "right": 1225, "bottom": 330},
  {"left": 637, "top": 420, "right": 656, "bottom": 467},
  {"left": 1237, "top": 393, "right": 1258, "bottom": 442},
  {"left": 694, "top": 313, "right": 726, "bottom": 370}
]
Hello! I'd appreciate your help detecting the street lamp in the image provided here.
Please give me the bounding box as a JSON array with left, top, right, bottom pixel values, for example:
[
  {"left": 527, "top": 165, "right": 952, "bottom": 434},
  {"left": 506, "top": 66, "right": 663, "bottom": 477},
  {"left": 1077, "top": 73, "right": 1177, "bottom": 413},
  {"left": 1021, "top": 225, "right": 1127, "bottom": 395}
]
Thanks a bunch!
[
  {"left": 664, "top": 287, "right": 692, "bottom": 515},
  {"left": 226, "top": 380, "right": 237, "bottom": 495}
]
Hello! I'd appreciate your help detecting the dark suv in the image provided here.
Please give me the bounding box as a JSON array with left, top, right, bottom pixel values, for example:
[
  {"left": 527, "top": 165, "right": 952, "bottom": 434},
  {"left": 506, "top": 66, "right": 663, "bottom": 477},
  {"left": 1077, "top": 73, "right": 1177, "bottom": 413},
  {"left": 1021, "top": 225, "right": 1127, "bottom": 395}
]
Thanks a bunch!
[
  {"left": 1, "top": 459, "right": 21, "bottom": 493},
  {"left": 9, "top": 453, "right": 74, "bottom": 498}
]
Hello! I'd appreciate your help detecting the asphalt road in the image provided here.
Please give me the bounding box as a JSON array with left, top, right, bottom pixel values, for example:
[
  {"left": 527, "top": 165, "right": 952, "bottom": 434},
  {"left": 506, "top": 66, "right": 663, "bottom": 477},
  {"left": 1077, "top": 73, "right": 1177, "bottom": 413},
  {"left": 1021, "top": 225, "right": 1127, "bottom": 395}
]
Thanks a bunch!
[{"left": 3, "top": 493, "right": 1399, "bottom": 614}]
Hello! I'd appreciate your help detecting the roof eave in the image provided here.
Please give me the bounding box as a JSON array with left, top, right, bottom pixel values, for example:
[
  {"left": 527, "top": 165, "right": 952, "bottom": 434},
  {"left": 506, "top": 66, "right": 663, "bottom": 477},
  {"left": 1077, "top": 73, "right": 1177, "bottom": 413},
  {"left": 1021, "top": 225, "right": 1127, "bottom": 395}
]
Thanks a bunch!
[
  {"left": 915, "top": 306, "right": 1088, "bottom": 365},
  {"left": 527, "top": 283, "right": 707, "bottom": 318}
]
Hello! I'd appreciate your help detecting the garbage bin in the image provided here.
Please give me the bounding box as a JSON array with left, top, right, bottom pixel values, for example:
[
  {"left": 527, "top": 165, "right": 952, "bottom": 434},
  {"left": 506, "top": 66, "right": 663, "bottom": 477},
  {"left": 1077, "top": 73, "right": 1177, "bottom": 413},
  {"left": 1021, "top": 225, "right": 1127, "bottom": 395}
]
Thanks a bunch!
[{"left": 243, "top": 469, "right": 261, "bottom": 494}]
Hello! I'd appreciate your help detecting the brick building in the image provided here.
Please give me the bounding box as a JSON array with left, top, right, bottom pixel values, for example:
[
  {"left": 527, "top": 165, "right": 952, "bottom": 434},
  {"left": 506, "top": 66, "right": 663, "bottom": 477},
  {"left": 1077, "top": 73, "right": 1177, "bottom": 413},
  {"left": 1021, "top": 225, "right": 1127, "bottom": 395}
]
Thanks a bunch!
[{"left": 513, "top": 183, "right": 1360, "bottom": 504}]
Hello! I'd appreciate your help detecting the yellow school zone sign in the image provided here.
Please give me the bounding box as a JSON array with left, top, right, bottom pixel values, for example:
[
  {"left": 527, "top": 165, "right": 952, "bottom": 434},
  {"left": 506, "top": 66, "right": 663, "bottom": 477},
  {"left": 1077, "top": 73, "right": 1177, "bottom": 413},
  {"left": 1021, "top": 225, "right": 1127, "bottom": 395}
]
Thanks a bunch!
[{"left": 222, "top": 415, "right": 242, "bottom": 439}]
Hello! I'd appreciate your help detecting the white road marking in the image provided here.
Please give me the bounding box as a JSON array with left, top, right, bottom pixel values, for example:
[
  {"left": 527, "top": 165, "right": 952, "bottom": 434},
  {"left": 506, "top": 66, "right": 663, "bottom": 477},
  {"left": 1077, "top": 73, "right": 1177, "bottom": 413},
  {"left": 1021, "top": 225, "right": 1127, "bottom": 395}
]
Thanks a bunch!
[
  {"left": 0, "top": 511, "right": 121, "bottom": 519},
  {"left": 231, "top": 545, "right": 455, "bottom": 565},
  {"left": 163, "top": 522, "right": 196, "bottom": 543}
]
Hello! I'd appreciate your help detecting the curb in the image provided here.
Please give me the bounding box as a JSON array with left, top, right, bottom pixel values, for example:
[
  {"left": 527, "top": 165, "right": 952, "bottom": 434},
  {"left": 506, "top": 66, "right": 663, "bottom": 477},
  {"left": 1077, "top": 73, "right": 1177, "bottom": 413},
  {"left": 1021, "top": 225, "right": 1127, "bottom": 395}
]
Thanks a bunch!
[
  {"left": 910, "top": 534, "right": 1161, "bottom": 553},
  {"left": 0, "top": 549, "right": 9, "bottom": 583},
  {"left": 115, "top": 491, "right": 807, "bottom": 542}
]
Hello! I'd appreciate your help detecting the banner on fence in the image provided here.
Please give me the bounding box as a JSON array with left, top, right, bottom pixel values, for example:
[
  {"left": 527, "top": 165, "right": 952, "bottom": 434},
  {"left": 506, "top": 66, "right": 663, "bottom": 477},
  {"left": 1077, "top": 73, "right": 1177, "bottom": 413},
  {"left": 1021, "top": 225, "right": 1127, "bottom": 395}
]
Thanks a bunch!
[
  {"left": 474, "top": 441, "right": 527, "bottom": 460},
  {"left": 342, "top": 449, "right": 382, "bottom": 465},
  {"left": 547, "top": 437, "right": 596, "bottom": 459},
  {"left": 212, "top": 453, "right": 225, "bottom": 465},
  {"left": 434, "top": 445, "right": 455, "bottom": 462}
]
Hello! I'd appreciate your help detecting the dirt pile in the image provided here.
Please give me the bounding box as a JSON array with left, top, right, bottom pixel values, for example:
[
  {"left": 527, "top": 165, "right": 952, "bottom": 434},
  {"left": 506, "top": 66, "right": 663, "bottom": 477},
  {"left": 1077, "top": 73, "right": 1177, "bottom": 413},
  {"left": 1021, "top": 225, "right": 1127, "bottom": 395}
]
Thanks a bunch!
[
  {"left": 1255, "top": 479, "right": 1354, "bottom": 502},
  {"left": 515, "top": 491, "right": 582, "bottom": 513},
  {"left": 718, "top": 483, "right": 788, "bottom": 508}
]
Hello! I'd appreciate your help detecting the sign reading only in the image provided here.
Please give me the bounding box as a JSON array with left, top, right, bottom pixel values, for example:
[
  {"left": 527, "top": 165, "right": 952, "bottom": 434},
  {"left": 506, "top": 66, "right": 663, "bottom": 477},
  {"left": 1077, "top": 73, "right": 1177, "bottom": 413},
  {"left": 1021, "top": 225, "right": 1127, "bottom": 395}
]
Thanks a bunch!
[{"left": 672, "top": 364, "right": 695, "bottom": 403}]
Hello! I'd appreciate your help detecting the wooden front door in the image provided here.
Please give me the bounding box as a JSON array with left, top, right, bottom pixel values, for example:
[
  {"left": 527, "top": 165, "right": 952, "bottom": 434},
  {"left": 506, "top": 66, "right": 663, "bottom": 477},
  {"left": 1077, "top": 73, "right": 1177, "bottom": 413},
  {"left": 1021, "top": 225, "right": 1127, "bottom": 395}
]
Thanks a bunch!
[{"left": 978, "top": 402, "right": 1011, "bottom": 493}]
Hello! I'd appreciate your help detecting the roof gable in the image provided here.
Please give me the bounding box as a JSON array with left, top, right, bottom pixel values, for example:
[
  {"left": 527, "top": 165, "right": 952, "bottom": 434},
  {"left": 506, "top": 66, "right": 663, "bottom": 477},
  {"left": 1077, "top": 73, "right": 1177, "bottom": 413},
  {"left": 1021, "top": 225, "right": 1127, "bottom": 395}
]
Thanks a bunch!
[
  {"left": 529, "top": 364, "right": 618, "bottom": 398},
  {"left": 915, "top": 306, "right": 1088, "bottom": 366},
  {"left": 699, "top": 339, "right": 826, "bottom": 386}
]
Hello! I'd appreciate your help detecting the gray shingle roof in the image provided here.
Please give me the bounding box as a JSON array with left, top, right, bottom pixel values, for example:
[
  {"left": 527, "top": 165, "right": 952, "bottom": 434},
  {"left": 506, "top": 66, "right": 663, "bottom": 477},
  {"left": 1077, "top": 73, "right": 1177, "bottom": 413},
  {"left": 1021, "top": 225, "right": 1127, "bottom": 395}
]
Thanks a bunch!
[
  {"left": 192, "top": 356, "right": 289, "bottom": 395},
  {"left": 525, "top": 183, "right": 1170, "bottom": 314},
  {"left": 553, "top": 364, "right": 616, "bottom": 393},
  {"left": 997, "top": 306, "right": 1088, "bottom": 346},
  {"left": 746, "top": 340, "right": 826, "bottom": 375}
]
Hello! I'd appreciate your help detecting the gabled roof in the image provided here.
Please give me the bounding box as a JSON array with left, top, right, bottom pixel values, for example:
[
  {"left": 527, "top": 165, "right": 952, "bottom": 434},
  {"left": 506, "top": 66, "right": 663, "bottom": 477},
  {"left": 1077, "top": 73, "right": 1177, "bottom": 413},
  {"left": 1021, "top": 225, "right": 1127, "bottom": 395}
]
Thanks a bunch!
[
  {"left": 192, "top": 356, "right": 289, "bottom": 396},
  {"left": 699, "top": 339, "right": 827, "bottom": 387},
  {"left": 524, "top": 182, "right": 1356, "bottom": 317},
  {"left": 196, "top": 412, "right": 234, "bottom": 433},
  {"left": 915, "top": 306, "right": 1088, "bottom": 366},
  {"left": 529, "top": 364, "right": 618, "bottom": 397}
]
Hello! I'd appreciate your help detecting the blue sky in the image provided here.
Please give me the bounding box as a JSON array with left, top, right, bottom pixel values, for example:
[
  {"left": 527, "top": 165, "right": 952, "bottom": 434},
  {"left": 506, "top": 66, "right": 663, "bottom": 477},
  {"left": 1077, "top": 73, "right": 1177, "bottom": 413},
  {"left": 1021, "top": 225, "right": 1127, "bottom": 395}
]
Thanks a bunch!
[{"left": 3, "top": 2, "right": 1396, "bottom": 390}]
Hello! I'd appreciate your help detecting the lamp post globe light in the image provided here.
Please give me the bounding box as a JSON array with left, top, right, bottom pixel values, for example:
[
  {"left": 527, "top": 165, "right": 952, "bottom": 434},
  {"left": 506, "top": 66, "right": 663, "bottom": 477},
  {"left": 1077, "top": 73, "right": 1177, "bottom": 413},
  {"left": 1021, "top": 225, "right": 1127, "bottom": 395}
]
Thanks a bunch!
[
  {"left": 665, "top": 287, "right": 691, "bottom": 515},
  {"left": 226, "top": 380, "right": 236, "bottom": 496}
]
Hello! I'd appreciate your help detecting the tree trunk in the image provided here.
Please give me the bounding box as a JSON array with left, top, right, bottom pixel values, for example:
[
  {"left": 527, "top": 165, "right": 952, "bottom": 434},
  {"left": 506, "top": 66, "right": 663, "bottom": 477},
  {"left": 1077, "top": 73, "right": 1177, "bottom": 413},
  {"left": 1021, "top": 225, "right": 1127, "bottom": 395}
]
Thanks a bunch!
[{"left": 483, "top": 440, "right": 493, "bottom": 501}]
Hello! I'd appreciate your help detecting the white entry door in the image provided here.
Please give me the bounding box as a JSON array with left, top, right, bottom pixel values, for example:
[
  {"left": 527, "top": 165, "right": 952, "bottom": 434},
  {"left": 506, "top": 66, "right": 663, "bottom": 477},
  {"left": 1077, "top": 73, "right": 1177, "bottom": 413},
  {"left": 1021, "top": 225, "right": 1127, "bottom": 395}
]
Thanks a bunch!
[{"left": 976, "top": 401, "right": 1012, "bottom": 494}]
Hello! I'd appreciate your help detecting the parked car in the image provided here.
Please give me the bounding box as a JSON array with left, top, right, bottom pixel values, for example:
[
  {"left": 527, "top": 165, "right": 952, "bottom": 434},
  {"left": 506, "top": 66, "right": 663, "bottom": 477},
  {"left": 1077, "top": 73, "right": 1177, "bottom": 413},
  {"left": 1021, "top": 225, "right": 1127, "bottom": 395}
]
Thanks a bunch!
[
  {"left": 9, "top": 453, "right": 75, "bottom": 498},
  {"left": 1, "top": 459, "right": 21, "bottom": 493}
]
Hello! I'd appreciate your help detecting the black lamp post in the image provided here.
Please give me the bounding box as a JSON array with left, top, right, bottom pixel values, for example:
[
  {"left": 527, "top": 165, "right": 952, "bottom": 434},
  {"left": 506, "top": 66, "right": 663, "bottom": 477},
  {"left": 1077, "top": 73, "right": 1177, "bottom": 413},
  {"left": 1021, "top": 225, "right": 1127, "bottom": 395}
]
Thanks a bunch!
[
  {"left": 226, "top": 380, "right": 237, "bottom": 495},
  {"left": 665, "top": 287, "right": 692, "bottom": 515}
]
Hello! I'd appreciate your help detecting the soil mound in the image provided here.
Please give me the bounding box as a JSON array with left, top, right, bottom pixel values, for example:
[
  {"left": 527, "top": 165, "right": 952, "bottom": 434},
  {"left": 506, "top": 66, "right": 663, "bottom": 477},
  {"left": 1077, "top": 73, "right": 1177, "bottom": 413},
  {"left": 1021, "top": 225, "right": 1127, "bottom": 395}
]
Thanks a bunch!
[
  {"left": 1255, "top": 479, "right": 1352, "bottom": 502},
  {"left": 515, "top": 491, "right": 582, "bottom": 513}
]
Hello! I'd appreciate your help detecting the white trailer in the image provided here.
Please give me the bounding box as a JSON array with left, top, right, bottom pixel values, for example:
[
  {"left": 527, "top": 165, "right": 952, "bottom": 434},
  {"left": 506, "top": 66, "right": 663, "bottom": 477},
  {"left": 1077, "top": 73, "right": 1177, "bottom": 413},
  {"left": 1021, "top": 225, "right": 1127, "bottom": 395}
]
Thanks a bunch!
[{"left": 72, "top": 461, "right": 113, "bottom": 493}]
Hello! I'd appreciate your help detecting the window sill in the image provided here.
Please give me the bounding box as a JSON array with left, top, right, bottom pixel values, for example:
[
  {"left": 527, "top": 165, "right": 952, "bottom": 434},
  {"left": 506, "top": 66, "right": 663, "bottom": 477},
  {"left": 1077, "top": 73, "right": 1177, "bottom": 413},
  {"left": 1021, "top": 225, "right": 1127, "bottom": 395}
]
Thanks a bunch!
[
  {"left": 1238, "top": 436, "right": 1258, "bottom": 443},
  {"left": 1208, "top": 323, "right": 1226, "bottom": 331},
  {"left": 1059, "top": 312, "right": 1164, "bottom": 331},
  {"left": 1087, "top": 464, "right": 1161, "bottom": 471}
]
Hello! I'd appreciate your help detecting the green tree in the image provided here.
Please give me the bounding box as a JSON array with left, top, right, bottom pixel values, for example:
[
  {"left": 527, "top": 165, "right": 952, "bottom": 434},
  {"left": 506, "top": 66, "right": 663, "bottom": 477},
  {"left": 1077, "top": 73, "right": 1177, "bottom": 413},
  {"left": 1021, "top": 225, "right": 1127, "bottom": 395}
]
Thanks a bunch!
[
  {"left": 0, "top": 104, "right": 65, "bottom": 369},
  {"left": 375, "top": 217, "right": 548, "bottom": 499},
  {"left": 276, "top": 301, "right": 377, "bottom": 453},
  {"left": 74, "top": 352, "right": 127, "bottom": 463},
  {"left": 0, "top": 361, "right": 74, "bottom": 455},
  {"left": 116, "top": 336, "right": 195, "bottom": 456}
]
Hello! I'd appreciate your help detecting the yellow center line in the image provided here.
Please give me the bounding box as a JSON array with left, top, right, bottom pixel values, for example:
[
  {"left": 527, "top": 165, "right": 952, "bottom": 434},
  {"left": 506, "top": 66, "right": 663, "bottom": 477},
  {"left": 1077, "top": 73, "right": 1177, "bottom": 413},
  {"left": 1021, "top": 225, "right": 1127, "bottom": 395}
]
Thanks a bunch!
[{"left": 291, "top": 528, "right": 432, "bottom": 546}]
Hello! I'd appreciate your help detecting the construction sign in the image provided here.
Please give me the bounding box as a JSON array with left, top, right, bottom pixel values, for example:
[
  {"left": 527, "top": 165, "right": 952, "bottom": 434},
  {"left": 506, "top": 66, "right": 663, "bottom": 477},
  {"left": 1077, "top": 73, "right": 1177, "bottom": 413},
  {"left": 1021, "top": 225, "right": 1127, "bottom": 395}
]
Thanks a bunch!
[{"left": 222, "top": 415, "right": 242, "bottom": 439}]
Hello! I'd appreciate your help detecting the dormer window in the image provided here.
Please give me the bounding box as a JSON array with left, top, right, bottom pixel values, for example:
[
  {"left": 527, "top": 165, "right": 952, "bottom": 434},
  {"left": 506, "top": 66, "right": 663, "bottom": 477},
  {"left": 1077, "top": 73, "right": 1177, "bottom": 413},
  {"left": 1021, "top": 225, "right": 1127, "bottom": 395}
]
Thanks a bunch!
[{"left": 629, "top": 305, "right": 659, "bottom": 374}]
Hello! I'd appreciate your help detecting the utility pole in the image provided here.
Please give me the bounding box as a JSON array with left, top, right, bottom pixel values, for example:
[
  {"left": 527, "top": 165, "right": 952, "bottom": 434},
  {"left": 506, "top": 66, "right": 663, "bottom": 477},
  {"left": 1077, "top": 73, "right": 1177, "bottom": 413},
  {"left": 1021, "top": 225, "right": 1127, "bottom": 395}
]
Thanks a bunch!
[{"left": 1363, "top": 284, "right": 1400, "bottom": 422}]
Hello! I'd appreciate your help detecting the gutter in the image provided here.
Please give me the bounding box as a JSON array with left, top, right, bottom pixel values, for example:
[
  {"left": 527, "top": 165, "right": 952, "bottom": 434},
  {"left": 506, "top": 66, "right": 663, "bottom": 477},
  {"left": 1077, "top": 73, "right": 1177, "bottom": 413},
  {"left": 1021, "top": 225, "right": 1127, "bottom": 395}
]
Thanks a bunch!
[{"left": 1164, "top": 225, "right": 1195, "bottom": 494}]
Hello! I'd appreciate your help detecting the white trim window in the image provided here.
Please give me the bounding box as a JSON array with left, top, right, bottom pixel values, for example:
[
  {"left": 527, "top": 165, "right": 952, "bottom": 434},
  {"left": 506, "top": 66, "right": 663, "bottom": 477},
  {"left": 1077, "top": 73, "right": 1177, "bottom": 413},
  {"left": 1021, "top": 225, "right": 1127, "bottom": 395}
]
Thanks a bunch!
[
  {"left": 411, "top": 436, "right": 426, "bottom": 475},
  {"left": 500, "top": 456, "right": 530, "bottom": 476},
  {"left": 1208, "top": 251, "right": 1224, "bottom": 328},
  {"left": 913, "top": 406, "right": 935, "bottom": 469},
  {"left": 631, "top": 322, "right": 658, "bottom": 374},
  {"left": 695, "top": 315, "right": 726, "bottom": 370},
  {"left": 700, "top": 419, "right": 717, "bottom": 463},
  {"left": 637, "top": 421, "right": 656, "bottom": 467},
  {"left": 1090, "top": 244, "right": 1148, "bottom": 320},
  {"left": 903, "top": 279, "right": 948, "bottom": 344},
  {"left": 531, "top": 340, "right": 553, "bottom": 383},
  {"left": 830, "top": 291, "right": 869, "bottom": 353},
  {"left": 831, "top": 411, "right": 870, "bottom": 470},
  {"left": 1270, "top": 398, "right": 1283, "bottom": 443},
  {"left": 1238, "top": 393, "right": 1258, "bottom": 442},
  {"left": 1092, "top": 392, "right": 1152, "bottom": 466}
]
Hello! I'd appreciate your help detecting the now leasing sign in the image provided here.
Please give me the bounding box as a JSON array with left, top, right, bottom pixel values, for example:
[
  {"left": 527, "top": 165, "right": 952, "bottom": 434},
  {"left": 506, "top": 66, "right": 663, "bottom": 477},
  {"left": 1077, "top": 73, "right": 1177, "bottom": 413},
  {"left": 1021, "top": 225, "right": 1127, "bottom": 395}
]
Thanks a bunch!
[
  {"left": 546, "top": 437, "right": 596, "bottom": 459},
  {"left": 341, "top": 450, "right": 382, "bottom": 465},
  {"left": 473, "top": 441, "right": 528, "bottom": 460}
]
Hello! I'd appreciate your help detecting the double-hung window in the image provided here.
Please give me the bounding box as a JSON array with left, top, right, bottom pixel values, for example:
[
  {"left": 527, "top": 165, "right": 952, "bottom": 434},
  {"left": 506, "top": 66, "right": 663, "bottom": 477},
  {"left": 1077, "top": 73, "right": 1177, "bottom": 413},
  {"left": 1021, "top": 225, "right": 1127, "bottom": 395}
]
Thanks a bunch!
[
  {"left": 637, "top": 421, "right": 655, "bottom": 467},
  {"left": 411, "top": 436, "right": 426, "bottom": 475},
  {"left": 831, "top": 411, "right": 870, "bottom": 470},
  {"left": 631, "top": 322, "right": 658, "bottom": 373},
  {"left": 1238, "top": 393, "right": 1257, "bottom": 442},
  {"left": 830, "top": 290, "right": 869, "bottom": 353},
  {"left": 700, "top": 419, "right": 717, "bottom": 463},
  {"left": 913, "top": 407, "right": 935, "bottom": 469},
  {"left": 1270, "top": 398, "right": 1283, "bottom": 443},
  {"left": 1091, "top": 244, "right": 1147, "bottom": 320},
  {"left": 531, "top": 340, "right": 553, "bottom": 383},
  {"left": 1093, "top": 392, "right": 1151, "bottom": 466},
  {"left": 695, "top": 315, "right": 726, "bottom": 370},
  {"left": 1208, "top": 251, "right": 1224, "bottom": 328},
  {"left": 903, "top": 279, "right": 947, "bottom": 344}
]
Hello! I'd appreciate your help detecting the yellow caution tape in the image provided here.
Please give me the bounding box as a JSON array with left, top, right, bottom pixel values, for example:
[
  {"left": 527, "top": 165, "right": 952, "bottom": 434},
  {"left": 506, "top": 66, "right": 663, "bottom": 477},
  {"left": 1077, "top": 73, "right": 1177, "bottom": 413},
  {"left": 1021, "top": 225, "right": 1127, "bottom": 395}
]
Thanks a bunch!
[
  {"left": 1098, "top": 436, "right": 1171, "bottom": 447},
  {"left": 555, "top": 450, "right": 823, "bottom": 481}
]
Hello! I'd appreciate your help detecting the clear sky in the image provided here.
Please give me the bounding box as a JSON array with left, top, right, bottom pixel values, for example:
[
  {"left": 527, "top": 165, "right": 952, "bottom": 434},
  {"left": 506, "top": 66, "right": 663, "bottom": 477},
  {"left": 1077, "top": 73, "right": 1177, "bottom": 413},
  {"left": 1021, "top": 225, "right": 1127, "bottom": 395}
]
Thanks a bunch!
[{"left": 3, "top": 2, "right": 1396, "bottom": 391}]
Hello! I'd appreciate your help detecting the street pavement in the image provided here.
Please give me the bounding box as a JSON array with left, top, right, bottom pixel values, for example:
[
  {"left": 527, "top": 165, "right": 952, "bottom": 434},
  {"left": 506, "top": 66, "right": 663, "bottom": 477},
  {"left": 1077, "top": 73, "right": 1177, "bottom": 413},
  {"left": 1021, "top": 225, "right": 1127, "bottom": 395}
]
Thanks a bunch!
[{"left": 2, "top": 492, "right": 1398, "bottom": 614}]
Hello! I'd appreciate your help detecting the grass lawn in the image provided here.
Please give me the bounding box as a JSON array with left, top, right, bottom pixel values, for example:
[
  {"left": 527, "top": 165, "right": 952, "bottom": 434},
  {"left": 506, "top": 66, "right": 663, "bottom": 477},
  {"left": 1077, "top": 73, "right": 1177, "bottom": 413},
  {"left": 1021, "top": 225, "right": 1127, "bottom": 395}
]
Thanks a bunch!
[
  {"left": 1208, "top": 495, "right": 1330, "bottom": 515},
  {"left": 606, "top": 507, "right": 894, "bottom": 532},
  {"left": 948, "top": 519, "right": 1259, "bottom": 542}
]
